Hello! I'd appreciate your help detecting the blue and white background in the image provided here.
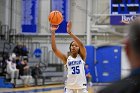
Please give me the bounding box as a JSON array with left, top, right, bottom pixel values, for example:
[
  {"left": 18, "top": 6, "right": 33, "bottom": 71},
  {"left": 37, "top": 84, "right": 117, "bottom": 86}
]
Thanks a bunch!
[
  {"left": 51, "top": 0, "right": 70, "bottom": 33},
  {"left": 21, "top": 0, "right": 38, "bottom": 33}
]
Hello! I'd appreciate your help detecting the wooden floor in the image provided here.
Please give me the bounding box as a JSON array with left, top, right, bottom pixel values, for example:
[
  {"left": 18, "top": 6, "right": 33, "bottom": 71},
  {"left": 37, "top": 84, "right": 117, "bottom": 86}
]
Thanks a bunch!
[{"left": 0, "top": 84, "right": 94, "bottom": 93}]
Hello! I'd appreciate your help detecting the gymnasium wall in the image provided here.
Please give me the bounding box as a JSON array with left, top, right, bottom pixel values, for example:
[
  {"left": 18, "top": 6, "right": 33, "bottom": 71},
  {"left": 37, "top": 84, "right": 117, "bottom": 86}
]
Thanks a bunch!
[
  {"left": 0, "top": 0, "right": 5, "bottom": 24},
  {"left": 13, "top": 0, "right": 87, "bottom": 35},
  {"left": 1, "top": 0, "right": 111, "bottom": 34},
  {"left": 70, "top": 0, "right": 87, "bottom": 35},
  {"left": 90, "top": 0, "right": 110, "bottom": 25},
  {"left": 39, "top": 0, "right": 50, "bottom": 34},
  {"left": 14, "top": 0, "right": 21, "bottom": 33}
]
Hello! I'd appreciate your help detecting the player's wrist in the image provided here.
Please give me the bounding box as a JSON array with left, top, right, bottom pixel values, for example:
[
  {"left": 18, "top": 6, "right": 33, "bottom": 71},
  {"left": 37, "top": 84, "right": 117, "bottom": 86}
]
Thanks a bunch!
[
  {"left": 68, "top": 31, "right": 72, "bottom": 35},
  {"left": 51, "top": 30, "right": 55, "bottom": 34}
]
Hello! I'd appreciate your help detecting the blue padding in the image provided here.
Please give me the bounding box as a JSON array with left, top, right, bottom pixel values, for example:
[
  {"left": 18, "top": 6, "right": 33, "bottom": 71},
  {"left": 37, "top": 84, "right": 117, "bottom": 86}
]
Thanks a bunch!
[
  {"left": 4, "top": 83, "right": 14, "bottom": 88},
  {"left": 0, "top": 77, "right": 4, "bottom": 84},
  {"left": 85, "top": 46, "right": 96, "bottom": 82},
  {"left": 0, "top": 77, "right": 14, "bottom": 88},
  {"left": 96, "top": 46, "right": 121, "bottom": 83}
]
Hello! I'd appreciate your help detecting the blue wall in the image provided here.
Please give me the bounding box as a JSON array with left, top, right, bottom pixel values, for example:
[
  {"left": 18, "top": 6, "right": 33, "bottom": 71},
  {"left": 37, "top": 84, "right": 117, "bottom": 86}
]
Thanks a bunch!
[
  {"left": 85, "top": 45, "right": 121, "bottom": 83},
  {"left": 85, "top": 46, "right": 96, "bottom": 82}
]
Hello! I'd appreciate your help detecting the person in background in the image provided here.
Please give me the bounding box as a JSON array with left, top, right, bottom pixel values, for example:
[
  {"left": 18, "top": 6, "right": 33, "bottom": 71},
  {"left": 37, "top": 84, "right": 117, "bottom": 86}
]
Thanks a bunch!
[
  {"left": 98, "top": 17, "right": 140, "bottom": 93},
  {"left": 31, "top": 64, "right": 43, "bottom": 86},
  {"left": 13, "top": 43, "right": 23, "bottom": 57},
  {"left": 13, "top": 43, "right": 29, "bottom": 59},
  {"left": 85, "top": 64, "right": 92, "bottom": 86},
  {"left": 22, "top": 45, "right": 29, "bottom": 61},
  {"left": 18, "top": 58, "right": 32, "bottom": 87},
  {"left": 6, "top": 53, "right": 19, "bottom": 83}
]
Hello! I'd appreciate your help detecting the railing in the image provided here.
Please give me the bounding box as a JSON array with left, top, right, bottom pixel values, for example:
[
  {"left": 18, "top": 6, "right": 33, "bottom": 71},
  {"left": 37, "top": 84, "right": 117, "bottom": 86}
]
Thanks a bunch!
[
  {"left": 9, "top": 28, "right": 16, "bottom": 43},
  {"left": 0, "top": 25, "right": 9, "bottom": 41}
]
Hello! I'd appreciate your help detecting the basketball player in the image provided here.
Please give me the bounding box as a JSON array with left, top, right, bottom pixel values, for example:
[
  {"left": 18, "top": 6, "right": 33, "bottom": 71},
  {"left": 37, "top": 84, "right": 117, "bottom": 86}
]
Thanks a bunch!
[{"left": 51, "top": 21, "right": 88, "bottom": 93}]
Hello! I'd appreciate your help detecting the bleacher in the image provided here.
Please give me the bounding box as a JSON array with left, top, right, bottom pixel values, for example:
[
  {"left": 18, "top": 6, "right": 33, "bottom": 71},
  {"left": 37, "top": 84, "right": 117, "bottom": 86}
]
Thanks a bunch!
[
  {"left": 0, "top": 21, "right": 65, "bottom": 88},
  {"left": 0, "top": 21, "right": 16, "bottom": 88}
]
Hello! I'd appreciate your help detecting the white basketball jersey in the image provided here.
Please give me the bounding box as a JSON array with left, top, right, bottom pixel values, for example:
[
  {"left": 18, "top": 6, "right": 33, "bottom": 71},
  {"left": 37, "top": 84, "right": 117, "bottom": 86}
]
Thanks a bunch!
[{"left": 65, "top": 54, "right": 87, "bottom": 89}]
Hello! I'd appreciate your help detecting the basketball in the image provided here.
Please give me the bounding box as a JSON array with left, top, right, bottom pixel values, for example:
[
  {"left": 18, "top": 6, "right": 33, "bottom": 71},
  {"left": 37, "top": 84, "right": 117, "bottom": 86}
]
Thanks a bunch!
[{"left": 48, "top": 10, "right": 63, "bottom": 25}]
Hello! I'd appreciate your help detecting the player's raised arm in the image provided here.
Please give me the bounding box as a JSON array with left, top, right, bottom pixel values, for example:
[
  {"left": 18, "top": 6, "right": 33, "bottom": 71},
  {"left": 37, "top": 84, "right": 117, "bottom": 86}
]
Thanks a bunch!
[
  {"left": 51, "top": 25, "right": 67, "bottom": 64},
  {"left": 67, "top": 21, "right": 86, "bottom": 61}
]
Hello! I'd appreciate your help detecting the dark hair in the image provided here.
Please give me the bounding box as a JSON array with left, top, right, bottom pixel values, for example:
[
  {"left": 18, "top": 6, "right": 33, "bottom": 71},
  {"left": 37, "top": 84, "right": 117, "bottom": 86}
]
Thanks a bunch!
[
  {"left": 129, "top": 17, "right": 140, "bottom": 55},
  {"left": 85, "top": 64, "right": 88, "bottom": 66},
  {"left": 69, "top": 41, "right": 74, "bottom": 52},
  {"left": 69, "top": 41, "right": 80, "bottom": 54}
]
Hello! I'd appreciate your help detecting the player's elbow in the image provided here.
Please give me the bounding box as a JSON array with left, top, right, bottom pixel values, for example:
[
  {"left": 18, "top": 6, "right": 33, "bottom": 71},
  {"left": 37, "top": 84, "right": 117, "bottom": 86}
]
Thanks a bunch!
[
  {"left": 51, "top": 45, "right": 57, "bottom": 51},
  {"left": 78, "top": 43, "right": 83, "bottom": 48},
  {"left": 52, "top": 47, "right": 57, "bottom": 52},
  {"left": 52, "top": 47, "right": 59, "bottom": 55}
]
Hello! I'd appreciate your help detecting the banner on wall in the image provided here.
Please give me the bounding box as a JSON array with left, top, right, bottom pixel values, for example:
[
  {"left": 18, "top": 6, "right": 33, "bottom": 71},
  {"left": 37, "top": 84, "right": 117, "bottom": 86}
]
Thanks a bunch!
[
  {"left": 110, "top": 0, "right": 139, "bottom": 25},
  {"left": 21, "top": 0, "right": 38, "bottom": 33},
  {"left": 51, "top": 0, "right": 70, "bottom": 33}
]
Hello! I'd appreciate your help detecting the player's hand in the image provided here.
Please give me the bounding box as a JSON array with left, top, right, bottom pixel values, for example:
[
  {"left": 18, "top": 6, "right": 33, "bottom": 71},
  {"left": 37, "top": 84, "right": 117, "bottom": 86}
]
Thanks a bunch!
[
  {"left": 67, "top": 21, "right": 72, "bottom": 34},
  {"left": 50, "top": 25, "right": 59, "bottom": 32}
]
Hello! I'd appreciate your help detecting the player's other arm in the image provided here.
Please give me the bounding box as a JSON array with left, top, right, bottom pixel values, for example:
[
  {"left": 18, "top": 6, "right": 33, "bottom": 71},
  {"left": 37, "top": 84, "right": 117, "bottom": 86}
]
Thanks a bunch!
[
  {"left": 67, "top": 21, "right": 86, "bottom": 61},
  {"left": 51, "top": 25, "right": 67, "bottom": 64}
]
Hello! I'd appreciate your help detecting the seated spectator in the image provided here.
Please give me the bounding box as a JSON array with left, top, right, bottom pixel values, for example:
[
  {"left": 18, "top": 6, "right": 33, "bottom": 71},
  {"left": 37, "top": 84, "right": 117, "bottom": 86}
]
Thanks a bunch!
[
  {"left": 6, "top": 53, "right": 19, "bottom": 83},
  {"left": 18, "top": 59, "right": 32, "bottom": 87},
  {"left": 13, "top": 43, "right": 23, "bottom": 57},
  {"left": 85, "top": 64, "right": 92, "bottom": 86},
  {"left": 13, "top": 43, "right": 29, "bottom": 58},
  {"left": 22, "top": 45, "right": 29, "bottom": 57},
  {"left": 1, "top": 53, "right": 9, "bottom": 75},
  {"left": 31, "top": 64, "right": 43, "bottom": 85}
]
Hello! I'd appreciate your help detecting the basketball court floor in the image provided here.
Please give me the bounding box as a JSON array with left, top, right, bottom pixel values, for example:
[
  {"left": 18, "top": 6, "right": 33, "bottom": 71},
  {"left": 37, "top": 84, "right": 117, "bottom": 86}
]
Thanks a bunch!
[{"left": 0, "top": 84, "right": 94, "bottom": 93}]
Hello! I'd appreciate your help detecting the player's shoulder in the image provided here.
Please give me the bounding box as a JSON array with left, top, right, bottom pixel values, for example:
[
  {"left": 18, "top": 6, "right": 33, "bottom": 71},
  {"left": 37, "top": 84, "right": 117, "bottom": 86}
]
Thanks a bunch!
[{"left": 67, "top": 55, "right": 72, "bottom": 60}]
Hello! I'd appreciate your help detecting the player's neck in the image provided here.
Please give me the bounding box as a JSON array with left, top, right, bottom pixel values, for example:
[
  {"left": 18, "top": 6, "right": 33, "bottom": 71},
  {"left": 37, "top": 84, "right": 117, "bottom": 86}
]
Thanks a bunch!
[{"left": 71, "top": 53, "right": 78, "bottom": 58}]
